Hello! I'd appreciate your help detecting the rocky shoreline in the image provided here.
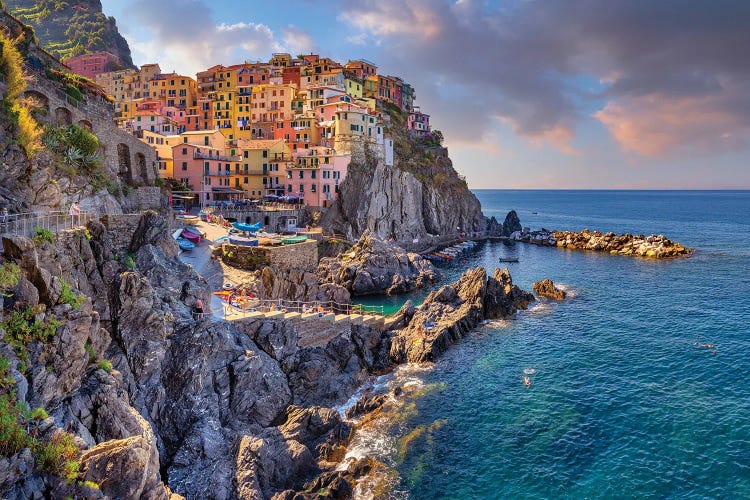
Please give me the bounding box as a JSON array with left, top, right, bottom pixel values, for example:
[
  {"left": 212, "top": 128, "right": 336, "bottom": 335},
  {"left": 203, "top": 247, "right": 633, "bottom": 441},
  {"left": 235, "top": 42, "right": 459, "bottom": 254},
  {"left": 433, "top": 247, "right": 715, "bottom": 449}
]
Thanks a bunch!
[
  {"left": 510, "top": 228, "right": 692, "bottom": 258},
  {"left": 0, "top": 212, "right": 544, "bottom": 499}
]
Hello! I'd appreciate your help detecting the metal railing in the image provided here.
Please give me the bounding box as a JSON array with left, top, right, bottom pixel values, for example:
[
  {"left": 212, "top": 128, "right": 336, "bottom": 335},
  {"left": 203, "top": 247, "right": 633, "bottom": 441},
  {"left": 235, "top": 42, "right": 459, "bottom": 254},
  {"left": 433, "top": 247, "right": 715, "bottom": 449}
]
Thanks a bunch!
[
  {"left": 219, "top": 296, "right": 384, "bottom": 317},
  {"left": 0, "top": 211, "right": 93, "bottom": 238}
]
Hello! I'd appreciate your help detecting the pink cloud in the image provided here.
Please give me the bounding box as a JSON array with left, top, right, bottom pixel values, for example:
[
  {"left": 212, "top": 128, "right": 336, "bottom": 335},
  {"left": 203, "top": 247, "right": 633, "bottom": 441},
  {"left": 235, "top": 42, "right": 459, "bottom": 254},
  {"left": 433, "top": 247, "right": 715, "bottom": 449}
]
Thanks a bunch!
[{"left": 595, "top": 93, "right": 749, "bottom": 156}]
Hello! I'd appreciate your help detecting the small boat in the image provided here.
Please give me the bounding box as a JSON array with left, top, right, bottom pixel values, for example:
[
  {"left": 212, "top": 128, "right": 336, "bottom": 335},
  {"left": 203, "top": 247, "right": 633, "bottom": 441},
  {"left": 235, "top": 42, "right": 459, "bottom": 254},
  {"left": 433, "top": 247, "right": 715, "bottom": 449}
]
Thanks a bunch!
[
  {"left": 176, "top": 214, "right": 200, "bottom": 225},
  {"left": 228, "top": 235, "right": 259, "bottom": 247},
  {"left": 176, "top": 237, "right": 195, "bottom": 251},
  {"left": 180, "top": 230, "right": 200, "bottom": 244},
  {"left": 499, "top": 258, "right": 519, "bottom": 263},
  {"left": 182, "top": 225, "right": 205, "bottom": 238},
  {"left": 281, "top": 235, "right": 308, "bottom": 244},
  {"left": 213, "top": 235, "right": 230, "bottom": 244},
  {"left": 232, "top": 221, "right": 263, "bottom": 233}
]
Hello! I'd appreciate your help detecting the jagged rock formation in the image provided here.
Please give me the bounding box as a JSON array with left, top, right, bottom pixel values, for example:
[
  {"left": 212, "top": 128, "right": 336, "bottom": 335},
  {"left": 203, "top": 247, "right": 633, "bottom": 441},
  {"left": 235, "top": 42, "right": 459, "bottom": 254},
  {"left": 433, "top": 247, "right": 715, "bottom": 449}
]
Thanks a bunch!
[
  {"left": 390, "top": 267, "right": 535, "bottom": 363},
  {"left": 0, "top": 212, "right": 392, "bottom": 499},
  {"left": 321, "top": 108, "right": 486, "bottom": 247},
  {"left": 4, "top": 0, "right": 135, "bottom": 67},
  {"left": 317, "top": 231, "right": 438, "bottom": 296},
  {"left": 533, "top": 278, "right": 566, "bottom": 300},
  {"left": 234, "top": 266, "right": 351, "bottom": 306}
]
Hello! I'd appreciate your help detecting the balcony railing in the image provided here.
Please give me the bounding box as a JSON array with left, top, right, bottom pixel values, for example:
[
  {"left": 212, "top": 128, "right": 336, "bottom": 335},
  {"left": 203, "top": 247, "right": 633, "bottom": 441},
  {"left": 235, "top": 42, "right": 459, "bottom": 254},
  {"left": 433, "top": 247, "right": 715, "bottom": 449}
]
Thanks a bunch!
[{"left": 194, "top": 152, "right": 239, "bottom": 161}]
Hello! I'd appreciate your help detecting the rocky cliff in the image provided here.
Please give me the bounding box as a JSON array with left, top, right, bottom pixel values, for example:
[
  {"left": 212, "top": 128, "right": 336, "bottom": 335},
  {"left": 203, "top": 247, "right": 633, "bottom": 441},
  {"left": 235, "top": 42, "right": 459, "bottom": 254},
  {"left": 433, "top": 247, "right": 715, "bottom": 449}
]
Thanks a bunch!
[
  {"left": 0, "top": 212, "right": 394, "bottom": 498},
  {"left": 4, "top": 0, "right": 134, "bottom": 68},
  {"left": 318, "top": 231, "right": 438, "bottom": 296},
  {"left": 321, "top": 106, "right": 488, "bottom": 247}
]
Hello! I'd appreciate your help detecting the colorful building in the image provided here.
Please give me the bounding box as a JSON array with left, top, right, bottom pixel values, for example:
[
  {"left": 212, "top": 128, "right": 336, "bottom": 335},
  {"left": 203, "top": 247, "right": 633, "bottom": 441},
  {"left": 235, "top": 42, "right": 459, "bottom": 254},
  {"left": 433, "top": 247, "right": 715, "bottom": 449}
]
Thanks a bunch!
[
  {"left": 408, "top": 107, "right": 430, "bottom": 136},
  {"left": 285, "top": 147, "right": 350, "bottom": 207},
  {"left": 64, "top": 51, "right": 122, "bottom": 80}
]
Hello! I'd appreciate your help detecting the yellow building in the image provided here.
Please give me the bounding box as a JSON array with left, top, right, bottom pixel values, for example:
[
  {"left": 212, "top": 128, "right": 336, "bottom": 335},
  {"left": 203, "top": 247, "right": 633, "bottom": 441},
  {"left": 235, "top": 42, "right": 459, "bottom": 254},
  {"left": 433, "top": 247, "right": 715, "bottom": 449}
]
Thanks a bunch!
[
  {"left": 147, "top": 73, "right": 198, "bottom": 111},
  {"left": 344, "top": 73, "right": 364, "bottom": 99},
  {"left": 136, "top": 130, "right": 180, "bottom": 178},
  {"left": 236, "top": 139, "right": 293, "bottom": 197}
]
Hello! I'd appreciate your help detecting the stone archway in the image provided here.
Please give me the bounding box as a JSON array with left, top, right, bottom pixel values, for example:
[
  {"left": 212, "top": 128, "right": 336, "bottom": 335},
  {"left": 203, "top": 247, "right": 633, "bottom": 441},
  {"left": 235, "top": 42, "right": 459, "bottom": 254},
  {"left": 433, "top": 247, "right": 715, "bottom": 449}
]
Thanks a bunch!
[
  {"left": 54, "top": 107, "right": 72, "bottom": 125},
  {"left": 22, "top": 90, "right": 50, "bottom": 115},
  {"left": 77, "top": 119, "right": 93, "bottom": 131},
  {"left": 135, "top": 152, "right": 147, "bottom": 182},
  {"left": 117, "top": 143, "right": 132, "bottom": 182}
]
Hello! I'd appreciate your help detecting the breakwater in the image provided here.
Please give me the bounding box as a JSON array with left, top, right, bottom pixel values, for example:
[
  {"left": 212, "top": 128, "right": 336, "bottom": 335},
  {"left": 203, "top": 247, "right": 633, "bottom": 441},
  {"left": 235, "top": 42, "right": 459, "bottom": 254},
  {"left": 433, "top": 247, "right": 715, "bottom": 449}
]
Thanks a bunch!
[{"left": 510, "top": 228, "right": 691, "bottom": 258}]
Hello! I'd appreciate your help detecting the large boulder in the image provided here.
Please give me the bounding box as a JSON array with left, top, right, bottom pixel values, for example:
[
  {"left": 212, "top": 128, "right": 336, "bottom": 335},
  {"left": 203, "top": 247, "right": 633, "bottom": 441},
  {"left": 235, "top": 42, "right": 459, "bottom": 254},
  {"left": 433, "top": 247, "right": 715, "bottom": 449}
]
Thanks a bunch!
[
  {"left": 318, "top": 231, "right": 438, "bottom": 296},
  {"left": 533, "top": 278, "right": 567, "bottom": 300},
  {"left": 501, "top": 210, "right": 522, "bottom": 237}
]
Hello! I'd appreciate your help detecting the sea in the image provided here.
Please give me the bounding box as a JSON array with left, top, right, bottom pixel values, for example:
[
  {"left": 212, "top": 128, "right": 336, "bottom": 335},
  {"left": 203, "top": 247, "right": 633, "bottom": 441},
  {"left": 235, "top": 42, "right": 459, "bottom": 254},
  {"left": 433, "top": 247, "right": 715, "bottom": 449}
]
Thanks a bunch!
[{"left": 348, "top": 190, "right": 750, "bottom": 499}]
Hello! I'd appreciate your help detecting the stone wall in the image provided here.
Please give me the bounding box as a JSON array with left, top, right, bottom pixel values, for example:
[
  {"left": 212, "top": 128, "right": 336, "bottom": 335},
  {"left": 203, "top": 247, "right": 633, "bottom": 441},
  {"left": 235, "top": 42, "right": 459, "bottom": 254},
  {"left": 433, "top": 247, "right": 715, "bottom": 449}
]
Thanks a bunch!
[
  {"left": 209, "top": 209, "right": 305, "bottom": 232},
  {"left": 221, "top": 240, "right": 318, "bottom": 272},
  {"left": 99, "top": 213, "right": 144, "bottom": 249},
  {"left": 123, "top": 187, "right": 164, "bottom": 212}
]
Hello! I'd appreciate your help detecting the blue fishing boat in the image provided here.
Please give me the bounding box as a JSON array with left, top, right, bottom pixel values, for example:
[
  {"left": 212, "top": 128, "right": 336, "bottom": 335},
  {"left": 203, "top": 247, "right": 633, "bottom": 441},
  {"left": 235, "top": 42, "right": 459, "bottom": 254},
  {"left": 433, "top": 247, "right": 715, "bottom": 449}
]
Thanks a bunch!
[
  {"left": 232, "top": 221, "right": 262, "bottom": 233},
  {"left": 176, "top": 237, "right": 195, "bottom": 251}
]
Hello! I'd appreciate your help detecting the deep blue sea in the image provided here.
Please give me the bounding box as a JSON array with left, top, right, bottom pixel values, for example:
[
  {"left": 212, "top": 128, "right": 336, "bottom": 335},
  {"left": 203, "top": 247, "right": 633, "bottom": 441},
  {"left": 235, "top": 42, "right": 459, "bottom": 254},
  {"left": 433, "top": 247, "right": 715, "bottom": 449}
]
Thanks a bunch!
[{"left": 348, "top": 190, "right": 750, "bottom": 499}]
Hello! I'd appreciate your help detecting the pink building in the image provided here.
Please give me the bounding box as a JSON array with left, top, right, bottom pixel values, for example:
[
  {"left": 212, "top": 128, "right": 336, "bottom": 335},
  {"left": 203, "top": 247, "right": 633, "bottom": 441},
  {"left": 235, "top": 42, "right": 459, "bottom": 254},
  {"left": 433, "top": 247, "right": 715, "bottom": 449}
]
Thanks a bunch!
[
  {"left": 172, "top": 143, "right": 242, "bottom": 204},
  {"left": 65, "top": 52, "right": 121, "bottom": 80},
  {"left": 408, "top": 107, "right": 431, "bottom": 136},
  {"left": 285, "top": 147, "right": 350, "bottom": 207}
]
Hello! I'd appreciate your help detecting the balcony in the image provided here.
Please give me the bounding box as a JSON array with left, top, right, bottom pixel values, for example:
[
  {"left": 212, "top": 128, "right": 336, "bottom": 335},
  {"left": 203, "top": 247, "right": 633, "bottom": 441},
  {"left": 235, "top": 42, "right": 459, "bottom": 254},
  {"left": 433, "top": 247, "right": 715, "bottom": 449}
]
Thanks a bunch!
[{"left": 194, "top": 152, "right": 239, "bottom": 161}]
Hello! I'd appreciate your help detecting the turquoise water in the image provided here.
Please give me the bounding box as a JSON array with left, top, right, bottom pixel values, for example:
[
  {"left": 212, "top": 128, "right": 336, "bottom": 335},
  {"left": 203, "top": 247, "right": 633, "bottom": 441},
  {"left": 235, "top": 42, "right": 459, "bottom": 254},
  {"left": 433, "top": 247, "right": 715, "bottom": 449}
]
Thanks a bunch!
[{"left": 360, "top": 190, "right": 750, "bottom": 499}]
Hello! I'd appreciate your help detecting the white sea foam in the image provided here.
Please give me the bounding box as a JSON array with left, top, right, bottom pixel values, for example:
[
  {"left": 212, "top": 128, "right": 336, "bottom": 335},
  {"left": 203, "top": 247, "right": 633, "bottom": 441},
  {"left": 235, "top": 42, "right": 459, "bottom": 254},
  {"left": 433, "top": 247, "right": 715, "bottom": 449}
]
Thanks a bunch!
[{"left": 523, "top": 368, "right": 537, "bottom": 375}]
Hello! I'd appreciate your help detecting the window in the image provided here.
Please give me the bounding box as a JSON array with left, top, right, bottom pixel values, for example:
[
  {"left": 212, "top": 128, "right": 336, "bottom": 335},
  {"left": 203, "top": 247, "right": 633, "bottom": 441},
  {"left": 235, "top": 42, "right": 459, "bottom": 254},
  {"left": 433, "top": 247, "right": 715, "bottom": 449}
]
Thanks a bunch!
[
  {"left": 262, "top": 150, "right": 268, "bottom": 158},
  {"left": 288, "top": 184, "right": 292, "bottom": 192},
  {"left": 204, "top": 137, "right": 209, "bottom": 146},
  {"left": 311, "top": 184, "right": 317, "bottom": 193},
  {"left": 298, "top": 171, "right": 304, "bottom": 179},
  {"left": 182, "top": 162, "right": 187, "bottom": 171},
  {"left": 299, "top": 184, "right": 304, "bottom": 192},
  {"left": 311, "top": 170, "right": 317, "bottom": 179},
  {"left": 323, "top": 184, "right": 330, "bottom": 193}
]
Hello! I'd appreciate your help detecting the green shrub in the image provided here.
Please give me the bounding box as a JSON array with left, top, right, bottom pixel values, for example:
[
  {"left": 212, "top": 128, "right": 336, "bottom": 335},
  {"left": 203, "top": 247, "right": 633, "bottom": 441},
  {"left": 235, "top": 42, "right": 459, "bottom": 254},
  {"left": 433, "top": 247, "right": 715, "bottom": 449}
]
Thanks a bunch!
[
  {"left": 123, "top": 254, "right": 135, "bottom": 270},
  {"left": 0, "top": 356, "right": 13, "bottom": 390},
  {"left": 33, "top": 227, "right": 55, "bottom": 245},
  {"left": 0, "top": 262, "right": 21, "bottom": 292},
  {"left": 0, "top": 394, "right": 30, "bottom": 455},
  {"left": 64, "top": 83, "right": 82, "bottom": 103},
  {"left": 97, "top": 360, "right": 111, "bottom": 373},
  {"left": 65, "top": 125, "right": 99, "bottom": 156},
  {"left": 30, "top": 407, "right": 48, "bottom": 420},
  {"left": 33, "top": 430, "right": 80, "bottom": 482},
  {"left": 84, "top": 342, "right": 95, "bottom": 363},
  {"left": 58, "top": 279, "right": 84, "bottom": 309},
  {"left": 1, "top": 306, "right": 62, "bottom": 363}
]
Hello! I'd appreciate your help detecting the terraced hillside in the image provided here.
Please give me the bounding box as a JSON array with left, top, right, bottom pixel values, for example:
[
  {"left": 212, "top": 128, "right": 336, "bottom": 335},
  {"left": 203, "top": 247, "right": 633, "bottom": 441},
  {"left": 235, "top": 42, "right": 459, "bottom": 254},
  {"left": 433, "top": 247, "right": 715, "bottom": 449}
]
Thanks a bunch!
[{"left": 4, "top": 0, "right": 134, "bottom": 67}]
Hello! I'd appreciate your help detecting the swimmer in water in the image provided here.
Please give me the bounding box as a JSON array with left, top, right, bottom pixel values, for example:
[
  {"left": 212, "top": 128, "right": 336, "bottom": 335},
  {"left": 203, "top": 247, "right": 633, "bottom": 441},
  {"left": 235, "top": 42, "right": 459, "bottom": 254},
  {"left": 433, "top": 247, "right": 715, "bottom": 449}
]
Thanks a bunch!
[{"left": 523, "top": 376, "right": 531, "bottom": 388}]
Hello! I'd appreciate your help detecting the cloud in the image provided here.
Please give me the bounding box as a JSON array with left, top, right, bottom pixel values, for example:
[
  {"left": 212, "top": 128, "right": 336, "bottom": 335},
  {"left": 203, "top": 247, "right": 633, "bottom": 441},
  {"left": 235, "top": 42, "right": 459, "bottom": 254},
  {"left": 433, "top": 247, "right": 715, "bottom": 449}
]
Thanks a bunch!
[
  {"left": 339, "top": 0, "right": 750, "bottom": 157},
  {"left": 282, "top": 25, "right": 317, "bottom": 56},
  {"left": 125, "top": 0, "right": 310, "bottom": 75}
]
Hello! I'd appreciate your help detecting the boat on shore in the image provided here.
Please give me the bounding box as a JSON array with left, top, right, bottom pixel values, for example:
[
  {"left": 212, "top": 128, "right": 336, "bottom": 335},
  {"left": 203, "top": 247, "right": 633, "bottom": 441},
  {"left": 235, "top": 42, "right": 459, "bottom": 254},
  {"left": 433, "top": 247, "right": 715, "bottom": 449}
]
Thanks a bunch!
[
  {"left": 424, "top": 240, "right": 477, "bottom": 262},
  {"left": 176, "top": 237, "right": 195, "bottom": 251},
  {"left": 176, "top": 214, "right": 200, "bottom": 225}
]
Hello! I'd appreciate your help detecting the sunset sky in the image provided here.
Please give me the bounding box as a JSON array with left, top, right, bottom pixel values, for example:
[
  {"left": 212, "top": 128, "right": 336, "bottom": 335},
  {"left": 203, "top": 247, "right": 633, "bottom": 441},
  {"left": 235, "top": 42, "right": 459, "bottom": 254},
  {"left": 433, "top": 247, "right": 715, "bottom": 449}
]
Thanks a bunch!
[{"left": 101, "top": 0, "right": 750, "bottom": 189}]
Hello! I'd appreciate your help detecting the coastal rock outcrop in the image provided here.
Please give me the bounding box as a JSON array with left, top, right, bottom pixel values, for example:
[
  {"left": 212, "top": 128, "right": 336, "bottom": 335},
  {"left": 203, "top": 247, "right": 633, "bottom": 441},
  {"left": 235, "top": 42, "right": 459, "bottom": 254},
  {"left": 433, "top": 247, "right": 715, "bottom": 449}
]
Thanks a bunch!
[
  {"left": 236, "top": 265, "right": 351, "bottom": 306},
  {"left": 390, "top": 267, "right": 534, "bottom": 363},
  {"left": 0, "top": 212, "right": 392, "bottom": 499},
  {"left": 318, "top": 231, "right": 438, "bottom": 296},
  {"left": 511, "top": 228, "right": 691, "bottom": 258},
  {"left": 533, "top": 278, "right": 567, "bottom": 300}
]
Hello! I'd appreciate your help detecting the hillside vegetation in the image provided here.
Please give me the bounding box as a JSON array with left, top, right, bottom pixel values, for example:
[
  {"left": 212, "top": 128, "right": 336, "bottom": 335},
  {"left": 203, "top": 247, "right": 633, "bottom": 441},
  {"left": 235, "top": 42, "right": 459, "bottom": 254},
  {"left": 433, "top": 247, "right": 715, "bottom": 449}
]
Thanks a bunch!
[{"left": 4, "top": 0, "right": 134, "bottom": 67}]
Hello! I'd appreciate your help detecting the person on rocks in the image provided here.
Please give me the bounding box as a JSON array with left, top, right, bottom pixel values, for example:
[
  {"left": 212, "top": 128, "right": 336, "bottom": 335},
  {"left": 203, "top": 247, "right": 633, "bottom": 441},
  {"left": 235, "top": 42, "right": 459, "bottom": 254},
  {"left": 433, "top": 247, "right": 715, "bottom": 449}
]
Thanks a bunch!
[
  {"left": 195, "top": 299, "right": 204, "bottom": 319},
  {"left": 69, "top": 201, "right": 81, "bottom": 226}
]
